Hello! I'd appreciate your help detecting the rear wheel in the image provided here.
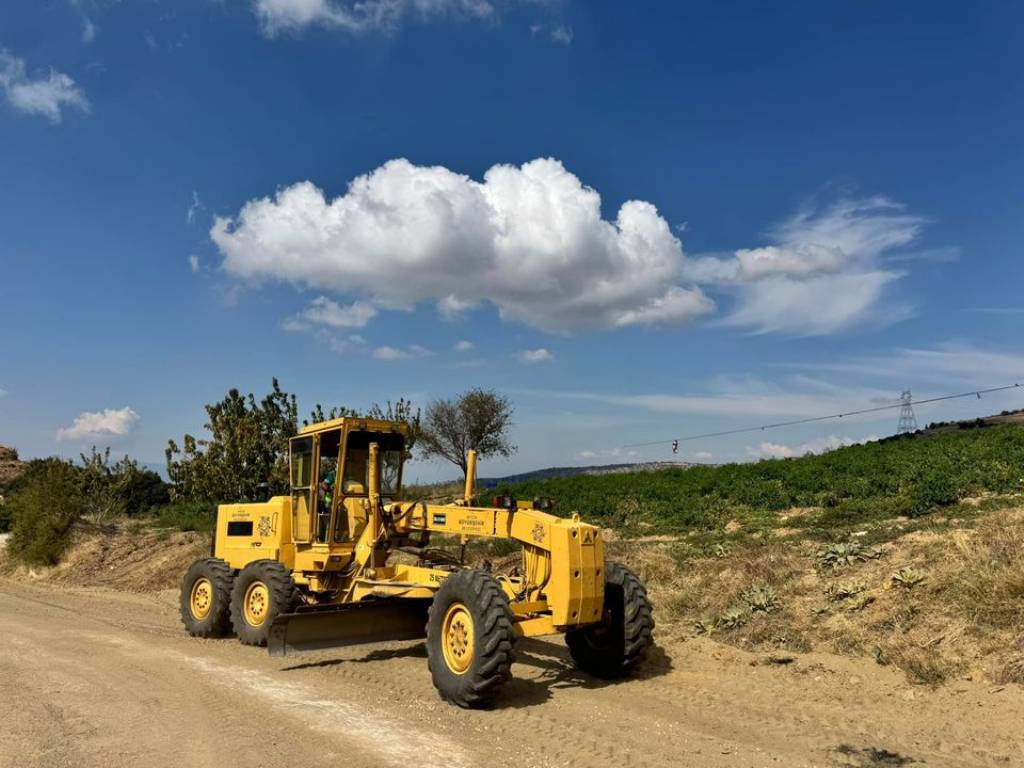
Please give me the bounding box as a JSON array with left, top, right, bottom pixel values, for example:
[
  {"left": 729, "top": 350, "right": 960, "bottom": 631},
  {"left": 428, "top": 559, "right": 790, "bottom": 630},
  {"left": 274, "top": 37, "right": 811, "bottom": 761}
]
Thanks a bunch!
[
  {"left": 180, "top": 558, "right": 234, "bottom": 638},
  {"left": 566, "top": 561, "right": 654, "bottom": 678},
  {"left": 230, "top": 560, "right": 296, "bottom": 646},
  {"left": 426, "top": 569, "right": 516, "bottom": 708}
]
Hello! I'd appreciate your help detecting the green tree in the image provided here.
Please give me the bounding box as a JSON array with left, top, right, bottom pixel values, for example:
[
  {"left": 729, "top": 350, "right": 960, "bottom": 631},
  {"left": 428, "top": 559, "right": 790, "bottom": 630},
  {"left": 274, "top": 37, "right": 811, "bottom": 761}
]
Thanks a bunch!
[
  {"left": 166, "top": 379, "right": 298, "bottom": 503},
  {"left": 306, "top": 397, "right": 422, "bottom": 453},
  {"left": 79, "top": 447, "right": 136, "bottom": 522},
  {"left": 122, "top": 467, "right": 170, "bottom": 515},
  {"left": 167, "top": 380, "right": 421, "bottom": 503},
  {"left": 419, "top": 388, "right": 515, "bottom": 476}
]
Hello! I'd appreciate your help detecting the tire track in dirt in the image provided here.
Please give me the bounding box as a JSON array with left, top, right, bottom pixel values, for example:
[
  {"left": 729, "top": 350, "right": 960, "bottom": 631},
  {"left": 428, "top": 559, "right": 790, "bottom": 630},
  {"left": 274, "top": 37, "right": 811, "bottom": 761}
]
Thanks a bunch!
[{"left": 3, "top": 580, "right": 1024, "bottom": 768}]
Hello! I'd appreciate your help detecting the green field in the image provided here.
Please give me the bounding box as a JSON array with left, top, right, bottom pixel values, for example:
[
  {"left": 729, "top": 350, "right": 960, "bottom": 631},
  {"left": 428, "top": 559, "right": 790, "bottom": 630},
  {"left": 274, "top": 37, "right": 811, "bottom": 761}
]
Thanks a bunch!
[{"left": 497, "top": 424, "right": 1024, "bottom": 540}]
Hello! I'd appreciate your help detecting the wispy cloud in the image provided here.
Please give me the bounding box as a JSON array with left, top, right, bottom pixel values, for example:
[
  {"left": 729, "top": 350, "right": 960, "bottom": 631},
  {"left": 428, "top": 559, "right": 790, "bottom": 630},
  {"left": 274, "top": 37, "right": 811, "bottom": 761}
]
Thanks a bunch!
[
  {"left": 254, "top": 0, "right": 497, "bottom": 37},
  {"left": 187, "top": 255, "right": 200, "bottom": 273},
  {"left": 515, "top": 348, "right": 554, "bottom": 364},
  {"left": 0, "top": 50, "right": 90, "bottom": 123},
  {"left": 57, "top": 406, "right": 139, "bottom": 442},
  {"left": 789, "top": 343, "right": 1024, "bottom": 389},
  {"left": 283, "top": 296, "right": 378, "bottom": 331},
  {"left": 454, "top": 340, "right": 475, "bottom": 351},
  {"left": 186, "top": 190, "right": 202, "bottom": 225},
  {"left": 531, "top": 22, "right": 572, "bottom": 44},
  {"left": 372, "top": 344, "right": 432, "bottom": 361},
  {"left": 577, "top": 447, "right": 639, "bottom": 461},
  {"left": 82, "top": 17, "right": 98, "bottom": 44},
  {"left": 686, "top": 196, "right": 927, "bottom": 336},
  {"left": 526, "top": 377, "right": 898, "bottom": 420}
]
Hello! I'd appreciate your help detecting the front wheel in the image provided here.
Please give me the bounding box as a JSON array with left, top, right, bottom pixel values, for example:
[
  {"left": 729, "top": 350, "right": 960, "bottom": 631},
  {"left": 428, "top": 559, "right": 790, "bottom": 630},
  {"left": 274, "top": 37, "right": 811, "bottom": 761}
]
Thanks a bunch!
[
  {"left": 180, "top": 557, "right": 234, "bottom": 638},
  {"left": 230, "top": 560, "right": 296, "bottom": 646},
  {"left": 426, "top": 569, "right": 516, "bottom": 708},
  {"left": 566, "top": 561, "right": 654, "bottom": 678}
]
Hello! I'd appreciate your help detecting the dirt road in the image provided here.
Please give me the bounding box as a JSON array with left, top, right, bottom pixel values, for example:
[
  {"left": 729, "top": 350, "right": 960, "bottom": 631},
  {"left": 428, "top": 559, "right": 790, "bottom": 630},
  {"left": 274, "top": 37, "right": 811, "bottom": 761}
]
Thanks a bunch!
[{"left": 2, "top": 580, "right": 1022, "bottom": 768}]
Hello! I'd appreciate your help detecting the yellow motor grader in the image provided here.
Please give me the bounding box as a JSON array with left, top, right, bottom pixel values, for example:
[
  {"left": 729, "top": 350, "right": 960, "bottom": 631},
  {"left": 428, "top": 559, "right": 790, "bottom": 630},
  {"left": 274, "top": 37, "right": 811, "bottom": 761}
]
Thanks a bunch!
[{"left": 180, "top": 416, "right": 654, "bottom": 707}]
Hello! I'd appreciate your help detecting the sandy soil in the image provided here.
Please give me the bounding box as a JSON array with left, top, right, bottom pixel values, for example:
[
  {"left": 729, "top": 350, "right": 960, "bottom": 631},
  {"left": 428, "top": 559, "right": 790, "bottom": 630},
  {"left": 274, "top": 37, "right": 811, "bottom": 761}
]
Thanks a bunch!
[{"left": 2, "top": 579, "right": 1022, "bottom": 768}]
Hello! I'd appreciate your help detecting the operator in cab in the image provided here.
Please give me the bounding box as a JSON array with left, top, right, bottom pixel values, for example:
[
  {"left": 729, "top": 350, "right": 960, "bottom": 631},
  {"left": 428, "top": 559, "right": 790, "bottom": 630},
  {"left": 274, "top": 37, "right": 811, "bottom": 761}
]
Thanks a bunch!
[{"left": 317, "top": 468, "right": 335, "bottom": 541}]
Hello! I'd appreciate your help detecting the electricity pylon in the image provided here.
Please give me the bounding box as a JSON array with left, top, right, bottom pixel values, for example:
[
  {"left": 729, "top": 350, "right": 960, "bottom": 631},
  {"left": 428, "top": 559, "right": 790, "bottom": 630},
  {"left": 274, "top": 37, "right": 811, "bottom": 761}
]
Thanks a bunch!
[{"left": 897, "top": 390, "right": 918, "bottom": 434}]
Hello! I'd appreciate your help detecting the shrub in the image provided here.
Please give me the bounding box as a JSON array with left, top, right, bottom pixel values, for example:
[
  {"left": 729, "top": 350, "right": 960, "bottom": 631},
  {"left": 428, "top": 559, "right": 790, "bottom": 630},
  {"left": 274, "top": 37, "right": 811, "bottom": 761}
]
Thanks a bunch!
[
  {"left": 150, "top": 501, "right": 214, "bottom": 533},
  {"left": 908, "top": 468, "right": 959, "bottom": 517},
  {"left": 6, "top": 460, "right": 85, "bottom": 565}
]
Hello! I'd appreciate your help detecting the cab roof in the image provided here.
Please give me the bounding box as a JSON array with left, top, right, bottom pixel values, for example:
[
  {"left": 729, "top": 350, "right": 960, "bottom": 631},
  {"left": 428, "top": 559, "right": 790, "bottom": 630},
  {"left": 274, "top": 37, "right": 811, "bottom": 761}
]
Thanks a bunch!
[{"left": 297, "top": 416, "right": 411, "bottom": 437}]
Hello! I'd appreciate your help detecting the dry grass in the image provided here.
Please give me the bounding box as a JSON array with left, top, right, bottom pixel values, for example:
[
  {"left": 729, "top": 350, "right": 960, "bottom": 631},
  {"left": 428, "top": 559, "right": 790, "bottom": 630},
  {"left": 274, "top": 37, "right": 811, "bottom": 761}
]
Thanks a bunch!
[{"left": 612, "top": 504, "right": 1024, "bottom": 687}]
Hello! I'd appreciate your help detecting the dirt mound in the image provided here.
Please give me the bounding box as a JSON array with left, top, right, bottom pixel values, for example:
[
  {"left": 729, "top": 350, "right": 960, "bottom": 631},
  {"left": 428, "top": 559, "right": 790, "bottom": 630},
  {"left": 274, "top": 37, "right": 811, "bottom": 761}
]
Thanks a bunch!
[
  {"left": 0, "top": 445, "right": 25, "bottom": 490},
  {"left": 3, "top": 520, "right": 208, "bottom": 592},
  {"left": 611, "top": 501, "right": 1024, "bottom": 687}
]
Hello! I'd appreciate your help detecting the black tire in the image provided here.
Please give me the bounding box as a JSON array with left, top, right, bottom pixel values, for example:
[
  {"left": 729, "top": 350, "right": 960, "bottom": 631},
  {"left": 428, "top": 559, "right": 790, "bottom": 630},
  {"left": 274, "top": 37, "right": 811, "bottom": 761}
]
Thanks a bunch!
[
  {"left": 180, "top": 557, "right": 234, "bottom": 638},
  {"left": 230, "top": 560, "right": 296, "bottom": 646},
  {"left": 566, "top": 561, "right": 654, "bottom": 679},
  {"left": 426, "top": 569, "right": 516, "bottom": 708}
]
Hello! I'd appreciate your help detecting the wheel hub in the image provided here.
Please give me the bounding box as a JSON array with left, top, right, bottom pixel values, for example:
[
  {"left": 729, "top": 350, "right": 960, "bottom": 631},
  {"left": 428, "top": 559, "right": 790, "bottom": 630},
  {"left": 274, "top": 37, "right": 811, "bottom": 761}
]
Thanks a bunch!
[
  {"left": 441, "top": 603, "right": 475, "bottom": 675},
  {"left": 243, "top": 581, "right": 270, "bottom": 627},
  {"left": 189, "top": 577, "right": 213, "bottom": 620}
]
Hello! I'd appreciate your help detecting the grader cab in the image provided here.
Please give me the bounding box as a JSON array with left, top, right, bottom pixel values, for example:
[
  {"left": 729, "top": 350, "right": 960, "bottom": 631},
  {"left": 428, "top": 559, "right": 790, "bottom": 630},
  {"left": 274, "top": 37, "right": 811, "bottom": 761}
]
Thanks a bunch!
[{"left": 180, "top": 416, "right": 654, "bottom": 707}]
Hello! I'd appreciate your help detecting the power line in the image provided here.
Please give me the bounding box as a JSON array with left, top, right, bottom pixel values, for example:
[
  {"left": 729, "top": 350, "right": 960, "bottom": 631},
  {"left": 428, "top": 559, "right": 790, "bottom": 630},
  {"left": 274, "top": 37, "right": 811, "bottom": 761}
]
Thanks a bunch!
[{"left": 622, "top": 382, "right": 1022, "bottom": 450}]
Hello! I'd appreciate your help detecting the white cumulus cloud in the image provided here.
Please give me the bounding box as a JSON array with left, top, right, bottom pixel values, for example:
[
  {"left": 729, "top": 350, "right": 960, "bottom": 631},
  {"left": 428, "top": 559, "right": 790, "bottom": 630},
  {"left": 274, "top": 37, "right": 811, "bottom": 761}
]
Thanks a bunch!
[
  {"left": 516, "top": 348, "right": 553, "bottom": 364},
  {"left": 454, "top": 340, "right": 475, "bottom": 351},
  {"left": 212, "top": 157, "right": 713, "bottom": 333},
  {"left": 254, "top": 0, "right": 495, "bottom": 36},
  {"left": 57, "top": 407, "right": 139, "bottom": 442},
  {"left": 0, "top": 50, "right": 90, "bottom": 123}
]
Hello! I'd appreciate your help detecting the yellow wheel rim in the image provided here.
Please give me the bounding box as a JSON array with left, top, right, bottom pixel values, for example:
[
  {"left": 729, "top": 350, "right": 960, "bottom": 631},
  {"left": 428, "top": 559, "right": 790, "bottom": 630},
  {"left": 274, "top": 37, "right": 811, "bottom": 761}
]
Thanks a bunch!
[
  {"left": 243, "top": 581, "right": 270, "bottom": 627},
  {"left": 441, "top": 603, "right": 475, "bottom": 675},
  {"left": 190, "top": 577, "right": 213, "bottom": 620}
]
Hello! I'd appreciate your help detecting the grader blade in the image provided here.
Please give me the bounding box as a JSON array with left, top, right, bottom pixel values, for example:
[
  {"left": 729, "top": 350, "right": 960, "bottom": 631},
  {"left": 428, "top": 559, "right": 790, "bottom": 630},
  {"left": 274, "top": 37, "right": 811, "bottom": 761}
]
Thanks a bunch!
[{"left": 267, "top": 599, "right": 430, "bottom": 657}]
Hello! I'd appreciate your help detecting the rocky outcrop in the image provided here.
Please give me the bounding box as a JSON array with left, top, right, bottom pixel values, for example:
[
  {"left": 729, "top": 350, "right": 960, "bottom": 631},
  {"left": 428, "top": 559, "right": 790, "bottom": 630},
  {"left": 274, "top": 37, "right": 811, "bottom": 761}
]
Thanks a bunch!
[{"left": 0, "top": 446, "right": 25, "bottom": 491}]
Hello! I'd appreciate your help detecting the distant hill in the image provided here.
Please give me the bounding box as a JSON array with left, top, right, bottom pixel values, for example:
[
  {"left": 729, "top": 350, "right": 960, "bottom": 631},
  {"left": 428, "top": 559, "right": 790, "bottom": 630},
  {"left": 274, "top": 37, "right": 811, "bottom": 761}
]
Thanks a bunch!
[
  {"left": 916, "top": 408, "right": 1024, "bottom": 436},
  {"left": 479, "top": 461, "right": 702, "bottom": 488}
]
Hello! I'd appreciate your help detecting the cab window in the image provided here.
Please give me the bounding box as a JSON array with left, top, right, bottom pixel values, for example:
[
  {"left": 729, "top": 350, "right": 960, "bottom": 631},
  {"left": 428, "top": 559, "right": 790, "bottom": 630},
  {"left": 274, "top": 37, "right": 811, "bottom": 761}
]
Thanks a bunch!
[
  {"left": 342, "top": 448, "right": 368, "bottom": 494},
  {"left": 291, "top": 437, "right": 313, "bottom": 487},
  {"left": 342, "top": 431, "right": 404, "bottom": 496}
]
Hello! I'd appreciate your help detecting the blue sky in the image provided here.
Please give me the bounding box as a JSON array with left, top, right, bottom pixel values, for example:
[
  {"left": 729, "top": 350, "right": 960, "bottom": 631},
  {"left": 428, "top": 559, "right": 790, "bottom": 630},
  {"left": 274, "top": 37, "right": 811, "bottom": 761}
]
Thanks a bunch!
[{"left": 1, "top": 0, "right": 1022, "bottom": 482}]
